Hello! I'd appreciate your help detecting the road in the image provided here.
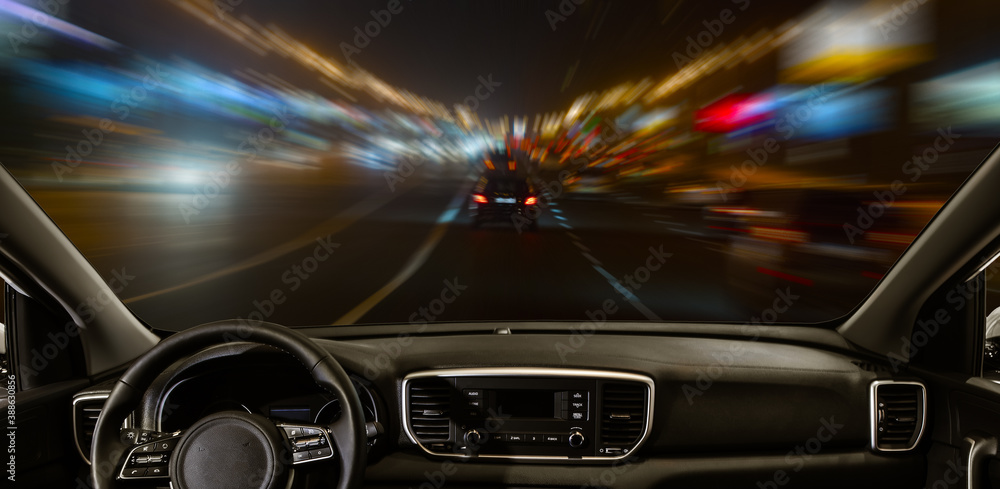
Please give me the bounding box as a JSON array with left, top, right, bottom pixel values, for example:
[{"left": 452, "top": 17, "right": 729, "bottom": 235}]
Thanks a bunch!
[{"left": 22, "top": 159, "right": 868, "bottom": 331}]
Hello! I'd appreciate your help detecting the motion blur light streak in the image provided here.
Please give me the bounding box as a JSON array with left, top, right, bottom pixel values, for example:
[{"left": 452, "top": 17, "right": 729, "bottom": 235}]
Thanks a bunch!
[{"left": 0, "top": 0, "right": 997, "bottom": 326}]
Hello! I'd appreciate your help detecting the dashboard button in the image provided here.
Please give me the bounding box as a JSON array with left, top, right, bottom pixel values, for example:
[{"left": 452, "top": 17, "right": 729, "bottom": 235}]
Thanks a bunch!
[
  {"left": 542, "top": 434, "right": 561, "bottom": 444},
  {"left": 124, "top": 468, "right": 145, "bottom": 477},
  {"left": 570, "top": 411, "right": 587, "bottom": 420},
  {"left": 507, "top": 434, "right": 525, "bottom": 442},
  {"left": 284, "top": 427, "right": 302, "bottom": 437},
  {"left": 156, "top": 439, "right": 176, "bottom": 452},
  {"left": 570, "top": 401, "right": 586, "bottom": 410},
  {"left": 293, "top": 450, "right": 312, "bottom": 463},
  {"left": 147, "top": 466, "right": 168, "bottom": 477},
  {"left": 569, "top": 391, "right": 588, "bottom": 400},
  {"left": 463, "top": 389, "right": 482, "bottom": 398},
  {"left": 302, "top": 427, "right": 323, "bottom": 436},
  {"left": 527, "top": 434, "right": 542, "bottom": 443}
]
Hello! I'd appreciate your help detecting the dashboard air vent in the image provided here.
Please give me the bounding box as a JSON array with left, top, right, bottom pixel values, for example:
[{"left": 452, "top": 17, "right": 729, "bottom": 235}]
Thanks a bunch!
[
  {"left": 872, "top": 381, "right": 926, "bottom": 451},
  {"left": 73, "top": 396, "right": 107, "bottom": 464},
  {"left": 408, "top": 379, "right": 451, "bottom": 442},
  {"left": 600, "top": 382, "right": 646, "bottom": 446}
]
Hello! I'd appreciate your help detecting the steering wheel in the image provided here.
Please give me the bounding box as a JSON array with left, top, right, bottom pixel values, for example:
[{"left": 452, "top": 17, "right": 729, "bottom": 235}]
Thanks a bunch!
[{"left": 89, "top": 320, "right": 367, "bottom": 489}]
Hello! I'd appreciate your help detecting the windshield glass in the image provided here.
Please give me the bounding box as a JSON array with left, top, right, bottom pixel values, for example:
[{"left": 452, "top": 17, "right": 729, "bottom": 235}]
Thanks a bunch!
[{"left": 1, "top": 0, "right": 998, "bottom": 330}]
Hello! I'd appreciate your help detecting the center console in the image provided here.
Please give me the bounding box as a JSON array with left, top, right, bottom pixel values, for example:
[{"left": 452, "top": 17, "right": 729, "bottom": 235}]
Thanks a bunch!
[{"left": 402, "top": 368, "right": 654, "bottom": 461}]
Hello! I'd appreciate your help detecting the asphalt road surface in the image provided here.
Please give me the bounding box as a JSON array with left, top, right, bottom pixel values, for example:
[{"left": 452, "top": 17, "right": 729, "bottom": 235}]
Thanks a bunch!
[{"left": 23, "top": 160, "right": 870, "bottom": 331}]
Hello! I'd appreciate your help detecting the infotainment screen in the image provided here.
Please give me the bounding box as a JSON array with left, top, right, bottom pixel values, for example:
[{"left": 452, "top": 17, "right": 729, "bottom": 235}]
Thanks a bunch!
[{"left": 493, "top": 389, "right": 556, "bottom": 418}]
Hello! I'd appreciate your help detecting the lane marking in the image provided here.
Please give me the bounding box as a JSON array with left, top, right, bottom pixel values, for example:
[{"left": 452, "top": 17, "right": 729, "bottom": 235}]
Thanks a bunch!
[
  {"left": 593, "top": 265, "right": 662, "bottom": 320},
  {"left": 123, "top": 183, "right": 418, "bottom": 304},
  {"left": 573, "top": 241, "right": 590, "bottom": 252},
  {"left": 559, "top": 222, "right": 573, "bottom": 229},
  {"left": 331, "top": 181, "right": 472, "bottom": 325},
  {"left": 581, "top": 252, "right": 602, "bottom": 266}
]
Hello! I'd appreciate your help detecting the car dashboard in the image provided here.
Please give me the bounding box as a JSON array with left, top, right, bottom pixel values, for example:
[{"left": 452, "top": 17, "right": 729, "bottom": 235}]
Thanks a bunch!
[{"left": 71, "top": 325, "right": 927, "bottom": 488}]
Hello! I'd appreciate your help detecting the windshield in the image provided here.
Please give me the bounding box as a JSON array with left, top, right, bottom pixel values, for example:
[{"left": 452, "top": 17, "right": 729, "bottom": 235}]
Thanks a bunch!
[{"left": 1, "top": 0, "right": 998, "bottom": 330}]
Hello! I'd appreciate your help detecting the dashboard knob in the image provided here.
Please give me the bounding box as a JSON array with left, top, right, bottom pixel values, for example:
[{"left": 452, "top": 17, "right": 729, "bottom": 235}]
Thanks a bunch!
[
  {"left": 464, "top": 429, "right": 484, "bottom": 446},
  {"left": 568, "top": 431, "right": 585, "bottom": 448}
]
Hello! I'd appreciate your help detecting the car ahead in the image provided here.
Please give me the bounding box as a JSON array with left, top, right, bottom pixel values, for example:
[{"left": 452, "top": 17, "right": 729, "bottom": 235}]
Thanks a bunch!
[{"left": 468, "top": 170, "right": 540, "bottom": 231}]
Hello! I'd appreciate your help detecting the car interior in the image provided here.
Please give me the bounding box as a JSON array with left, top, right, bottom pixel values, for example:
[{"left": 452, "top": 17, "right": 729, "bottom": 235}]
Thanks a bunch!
[{"left": 3, "top": 1, "right": 1000, "bottom": 488}]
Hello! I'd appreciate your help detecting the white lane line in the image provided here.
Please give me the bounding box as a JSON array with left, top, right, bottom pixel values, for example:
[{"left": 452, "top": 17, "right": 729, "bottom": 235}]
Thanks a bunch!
[
  {"left": 550, "top": 208, "right": 562, "bottom": 214},
  {"left": 559, "top": 222, "right": 573, "bottom": 229},
  {"left": 554, "top": 215, "right": 567, "bottom": 221},
  {"left": 566, "top": 232, "right": 581, "bottom": 240},
  {"left": 123, "top": 184, "right": 416, "bottom": 304},
  {"left": 685, "top": 237, "right": 726, "bottom": 252},
  {"left": 332, "top": 182, "right": 472, "bottom": 325},
  {"left": 592, "top": 265, "right": 661, "bottom": 320},
  {"left": 573, "top": 241, "right": 590, "bottom": 252},
  {"left": 581, "top": 252, "right": 602, "bottom": 266}
]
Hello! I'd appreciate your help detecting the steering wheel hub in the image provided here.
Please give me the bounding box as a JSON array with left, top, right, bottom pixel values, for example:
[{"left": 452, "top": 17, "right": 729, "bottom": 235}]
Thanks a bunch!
[{"left": 170, "top": 411, "right": 288, "bottom": 489}]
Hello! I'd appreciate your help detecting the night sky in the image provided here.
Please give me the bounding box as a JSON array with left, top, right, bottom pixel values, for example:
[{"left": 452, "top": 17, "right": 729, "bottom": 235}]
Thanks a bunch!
[{"left": 61, "top": 0, "right": 816, "bottom": 117}]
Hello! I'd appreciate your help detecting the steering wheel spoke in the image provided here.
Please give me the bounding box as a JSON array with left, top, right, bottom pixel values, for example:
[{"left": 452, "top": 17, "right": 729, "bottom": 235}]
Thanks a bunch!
[
  {"left": 118, "top": 431, "right": 183, "bottom": 480},
  {"left": 276, "top": 422, "right": 336, "bottom": 465}
]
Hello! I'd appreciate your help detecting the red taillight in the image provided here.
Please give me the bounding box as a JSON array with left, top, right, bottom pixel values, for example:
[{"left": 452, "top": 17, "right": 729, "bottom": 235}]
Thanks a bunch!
[
  {"left": 524, "top": 196, "right": 538, "bottom": 205},
  {"left": 472, "top": 194, "right": 488, "bottom": 204}
]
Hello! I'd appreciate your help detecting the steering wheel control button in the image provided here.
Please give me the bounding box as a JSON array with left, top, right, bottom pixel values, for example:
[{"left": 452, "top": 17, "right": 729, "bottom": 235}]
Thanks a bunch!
[
  {"left": 309, "top": 447, "right": 332, "bottom": 459},
  {"left": 281, "top": 424, "right": 335, "bottom": 465},
  {"left": 119, "top": 434, "right": 182, "bottom": 480}
]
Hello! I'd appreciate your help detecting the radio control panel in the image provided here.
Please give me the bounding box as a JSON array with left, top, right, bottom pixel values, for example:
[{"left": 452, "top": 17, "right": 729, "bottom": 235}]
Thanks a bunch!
[{"left": 402, "top": 368, "right": 654, "bottom": 461}]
